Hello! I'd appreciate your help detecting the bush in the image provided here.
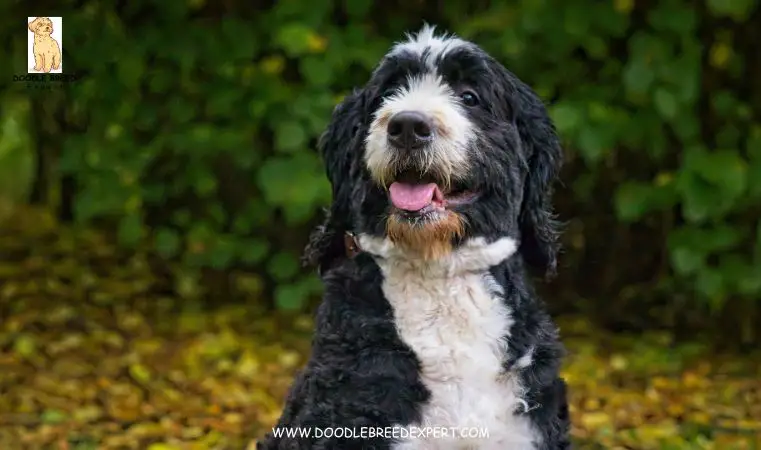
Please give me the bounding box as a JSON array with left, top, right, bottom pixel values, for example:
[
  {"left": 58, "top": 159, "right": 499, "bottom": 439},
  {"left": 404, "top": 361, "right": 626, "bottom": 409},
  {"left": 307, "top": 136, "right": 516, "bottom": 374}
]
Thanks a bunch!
[{"left": 2, "top": 0, "right": 759, "bottom": 340}]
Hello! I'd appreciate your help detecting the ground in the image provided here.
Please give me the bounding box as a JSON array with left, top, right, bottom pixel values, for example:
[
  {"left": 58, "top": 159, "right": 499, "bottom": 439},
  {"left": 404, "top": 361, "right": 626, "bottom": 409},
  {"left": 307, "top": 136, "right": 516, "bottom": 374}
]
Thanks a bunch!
[{"left": 1, "top": 208, "right": 759, "bottom": 450}]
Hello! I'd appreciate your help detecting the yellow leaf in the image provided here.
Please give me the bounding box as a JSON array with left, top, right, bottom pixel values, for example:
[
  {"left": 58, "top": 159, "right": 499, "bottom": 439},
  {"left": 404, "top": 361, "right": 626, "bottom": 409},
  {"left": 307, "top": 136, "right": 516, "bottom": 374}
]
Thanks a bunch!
[
  {"left": 610, "top": 354, "right": 628, "bottom": 370},
  {"left": 260, "top": 56, "right": 285, "bottom": 75},
  {"left": 580, "top": 411, "right": 611, "bottom": 429},
  {"left": 306, "top": 32, "right": 328, "bottom": 53},
  {"left": 128, "top": 363, "right": 152, "bottom": 384},
  {"left": 147, "top": 444, "right": 182, "bottom": 450},
  {"left": 614, "top": 0, "right": 634, "bottom": 14},
  {"left": 224, "top": 412, "right": 243, "bottom": 424},
  {"left": 278, "top": 350, "right": 300, "bottom": 369},
  {"left": 584, "top": 397, "right": 602, "bottom": 410},
  {"left": 654, "top": 172, "right": 674, "bottom": 187},
  {"left": 710, "top": 42, "right": 732, "bottom": 69},
  {"left": 125, "top": 194, "right": 142, "bottom": 212},
  {"left": 651, "top": 376, "right": 672, "bottom": 389},
  {"left": 236, "top": 350, "right": 261, "bottom": 377}
]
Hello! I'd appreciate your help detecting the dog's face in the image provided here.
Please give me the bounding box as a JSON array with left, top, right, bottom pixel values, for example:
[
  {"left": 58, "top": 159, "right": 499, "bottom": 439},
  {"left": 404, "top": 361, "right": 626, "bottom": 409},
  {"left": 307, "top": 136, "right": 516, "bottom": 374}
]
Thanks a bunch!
[
  {"left": 28, "top": 17, "right": 53, "bottom": 36},
  {"left": 312, "top": 25, "right": 562, "bottom": 274}
]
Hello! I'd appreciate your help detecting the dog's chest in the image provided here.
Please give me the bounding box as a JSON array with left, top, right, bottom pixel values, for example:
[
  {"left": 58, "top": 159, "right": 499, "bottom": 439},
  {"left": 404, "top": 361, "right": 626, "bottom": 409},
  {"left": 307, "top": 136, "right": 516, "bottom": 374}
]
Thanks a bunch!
[{"left": 379, "top": 264, "right": 537, "bottom": 449}]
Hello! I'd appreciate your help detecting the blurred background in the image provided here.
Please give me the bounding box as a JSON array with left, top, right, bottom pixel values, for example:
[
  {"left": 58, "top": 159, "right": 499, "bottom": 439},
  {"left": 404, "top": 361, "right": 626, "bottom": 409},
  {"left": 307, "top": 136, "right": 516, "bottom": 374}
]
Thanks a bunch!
[{"left": 1, "top": 0, "right": 760, "bottom": 449}]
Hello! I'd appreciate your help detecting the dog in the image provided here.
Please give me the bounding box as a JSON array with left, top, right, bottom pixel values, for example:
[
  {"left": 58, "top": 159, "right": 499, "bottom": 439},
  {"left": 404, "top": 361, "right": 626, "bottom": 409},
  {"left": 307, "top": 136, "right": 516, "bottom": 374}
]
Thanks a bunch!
[
  {"left": 28, "top": 17, "right": 61, "bottom": 73},
  {"left": 258, "top": 25, "right": 570, "bottom": 449}
]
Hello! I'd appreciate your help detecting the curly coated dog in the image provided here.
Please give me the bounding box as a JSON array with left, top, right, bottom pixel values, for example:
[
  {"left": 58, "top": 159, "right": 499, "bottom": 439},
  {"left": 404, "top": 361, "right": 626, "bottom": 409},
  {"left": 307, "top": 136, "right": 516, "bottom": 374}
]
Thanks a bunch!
[
  {"left": 258, "top": 25, "right": 571, "bottom": 450},
  {"left": 28, "top": 17, "right": 61, "bottom": 73}
]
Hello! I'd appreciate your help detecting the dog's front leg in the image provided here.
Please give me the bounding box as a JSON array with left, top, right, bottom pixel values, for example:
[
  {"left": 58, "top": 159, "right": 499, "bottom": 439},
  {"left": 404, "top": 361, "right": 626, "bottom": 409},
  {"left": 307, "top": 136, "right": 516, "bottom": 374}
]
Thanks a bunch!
[
  {"left": 257, "top": 372, "right": 406, "bottom": 450},
  {"left": 42, "top": 53, "right": 52, "bottom": 73},
  {"left": 33, "top": 52, "right": 42, "bottom": 71}
]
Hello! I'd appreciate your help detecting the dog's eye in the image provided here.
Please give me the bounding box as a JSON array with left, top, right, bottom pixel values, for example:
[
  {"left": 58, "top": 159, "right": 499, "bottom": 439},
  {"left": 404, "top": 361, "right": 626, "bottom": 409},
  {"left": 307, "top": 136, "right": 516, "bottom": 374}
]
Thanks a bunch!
[{"left": 460, "top": 91, "right": 480, "bottom": 107}]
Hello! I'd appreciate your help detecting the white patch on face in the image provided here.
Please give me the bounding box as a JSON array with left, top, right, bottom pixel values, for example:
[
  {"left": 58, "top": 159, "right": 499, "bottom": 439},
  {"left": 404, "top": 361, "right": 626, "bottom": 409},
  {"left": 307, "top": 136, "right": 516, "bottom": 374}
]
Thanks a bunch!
[
  {"left": 358, "top": 235, "right": 540, "bottom": 449},
  {"left": 364, "top": 73, "right": 475, "bottom": 188},
  {"left": 391, "top": 24, "right": 470, "bottom": 69}
]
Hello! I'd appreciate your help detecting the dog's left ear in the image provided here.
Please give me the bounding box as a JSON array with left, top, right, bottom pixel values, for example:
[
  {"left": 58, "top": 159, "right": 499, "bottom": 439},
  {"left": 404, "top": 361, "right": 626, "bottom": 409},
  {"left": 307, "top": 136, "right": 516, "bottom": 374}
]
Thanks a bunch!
[
  {"left": 302, "top": 89, "right": 367, "bottom": 274},
  {"left": 513, "top": 81, "right": 564, "bottom": 278},
  {"left": 28, "top": 18, "right": 40, "bottom": 32}
]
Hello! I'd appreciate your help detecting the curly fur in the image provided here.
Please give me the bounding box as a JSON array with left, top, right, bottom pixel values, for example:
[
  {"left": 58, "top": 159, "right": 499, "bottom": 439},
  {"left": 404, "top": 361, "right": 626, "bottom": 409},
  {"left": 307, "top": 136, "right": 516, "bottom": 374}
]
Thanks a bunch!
[{"left": 260, "top": 25, "right": 570, "bottom": 449}]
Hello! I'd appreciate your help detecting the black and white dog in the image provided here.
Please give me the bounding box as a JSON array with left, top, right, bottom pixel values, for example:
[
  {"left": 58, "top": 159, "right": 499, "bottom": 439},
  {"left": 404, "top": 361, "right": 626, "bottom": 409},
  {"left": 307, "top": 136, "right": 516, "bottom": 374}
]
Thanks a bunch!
[{"left": 259, "top": 25, "right": 570, "bottom": 449}]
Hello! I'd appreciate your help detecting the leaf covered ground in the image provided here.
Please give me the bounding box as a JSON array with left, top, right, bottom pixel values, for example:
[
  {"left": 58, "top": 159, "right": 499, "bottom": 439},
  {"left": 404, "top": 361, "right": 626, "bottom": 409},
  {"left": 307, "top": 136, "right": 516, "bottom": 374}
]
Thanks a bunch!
[{"left": 1, "top": 209, "right": 760, "bottom": 450}]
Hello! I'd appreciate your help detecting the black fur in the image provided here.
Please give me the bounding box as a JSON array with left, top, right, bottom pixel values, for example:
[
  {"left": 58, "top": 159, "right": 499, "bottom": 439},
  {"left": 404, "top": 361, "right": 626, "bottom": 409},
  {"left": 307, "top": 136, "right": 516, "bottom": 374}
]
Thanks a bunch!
[{"left": 261, "top": 30, "right": 570, "bottom": 449}]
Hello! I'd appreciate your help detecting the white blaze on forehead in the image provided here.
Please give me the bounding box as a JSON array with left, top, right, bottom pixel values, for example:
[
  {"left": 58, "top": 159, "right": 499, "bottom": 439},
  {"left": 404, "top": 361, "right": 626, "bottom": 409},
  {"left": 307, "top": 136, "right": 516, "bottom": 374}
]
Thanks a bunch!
[
  {"left": 364, "top": 72, "right": 474, "bottom": 186},
  {"left": 390, "top": 24, "right": 471, "bottom": 69}
]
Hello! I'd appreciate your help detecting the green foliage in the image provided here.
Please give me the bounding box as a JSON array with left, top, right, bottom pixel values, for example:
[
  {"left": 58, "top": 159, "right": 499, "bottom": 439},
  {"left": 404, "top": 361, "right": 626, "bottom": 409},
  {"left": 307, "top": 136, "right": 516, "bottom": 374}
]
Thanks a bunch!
[
  {"left": 1, "top": 0, "right": 759, "bottom": 322},
  {"left": 0, "top": 95, "right": 35, "bottom": 222}
]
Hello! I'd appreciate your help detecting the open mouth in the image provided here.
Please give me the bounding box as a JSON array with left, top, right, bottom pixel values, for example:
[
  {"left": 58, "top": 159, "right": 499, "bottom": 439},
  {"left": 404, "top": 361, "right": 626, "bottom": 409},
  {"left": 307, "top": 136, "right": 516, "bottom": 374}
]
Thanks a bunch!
[{"left": 387, "top": 169, "right": 478, "bottom": 218}]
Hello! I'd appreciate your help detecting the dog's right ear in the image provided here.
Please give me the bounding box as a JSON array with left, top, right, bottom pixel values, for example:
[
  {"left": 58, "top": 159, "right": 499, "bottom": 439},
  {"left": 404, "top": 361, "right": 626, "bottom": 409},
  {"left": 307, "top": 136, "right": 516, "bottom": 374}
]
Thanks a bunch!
[
  {"left": 302, "top": 89, "right": 367, "bottom": 274},
  {"left": 28, "top": 18, "right": 40, "bottom": 32}
]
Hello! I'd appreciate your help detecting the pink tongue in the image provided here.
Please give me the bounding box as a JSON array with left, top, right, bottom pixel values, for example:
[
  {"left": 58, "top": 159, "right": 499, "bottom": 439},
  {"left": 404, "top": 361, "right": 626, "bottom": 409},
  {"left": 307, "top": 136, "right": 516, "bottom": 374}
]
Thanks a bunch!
[{"left": 389, "top": 182, "right": 437, "bottom": 211}]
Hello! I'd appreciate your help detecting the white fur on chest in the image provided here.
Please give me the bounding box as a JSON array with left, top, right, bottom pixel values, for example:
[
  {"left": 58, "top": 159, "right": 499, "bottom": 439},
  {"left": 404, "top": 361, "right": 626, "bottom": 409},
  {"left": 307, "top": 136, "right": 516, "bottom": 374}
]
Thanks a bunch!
[{"left": 358, "top": 236, "right": 538, "bottom": 450}]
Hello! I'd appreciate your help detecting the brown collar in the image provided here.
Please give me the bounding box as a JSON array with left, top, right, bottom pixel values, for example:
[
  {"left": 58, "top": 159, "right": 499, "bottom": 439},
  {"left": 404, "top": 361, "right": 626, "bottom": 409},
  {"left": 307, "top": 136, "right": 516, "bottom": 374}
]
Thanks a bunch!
[{"left": 344, "top": 232, "right": 361, "bottom": 258}]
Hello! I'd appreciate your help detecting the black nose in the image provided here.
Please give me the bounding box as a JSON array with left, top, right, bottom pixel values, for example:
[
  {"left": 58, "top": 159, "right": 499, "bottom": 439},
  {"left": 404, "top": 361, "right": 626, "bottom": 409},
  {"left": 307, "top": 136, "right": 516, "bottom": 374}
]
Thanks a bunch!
[{"left": 387, "top": 111, "right": 434, "bottom": 149}]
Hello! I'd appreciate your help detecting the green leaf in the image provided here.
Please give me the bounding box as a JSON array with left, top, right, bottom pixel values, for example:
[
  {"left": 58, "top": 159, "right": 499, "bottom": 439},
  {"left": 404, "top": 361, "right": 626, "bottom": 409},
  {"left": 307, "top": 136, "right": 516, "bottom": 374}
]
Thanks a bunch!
[
  {"left": 118, "top": 213, "right": 144, "bottom": 246},
  {"left": 268, "top": 252, "right": 300, "bottom": 281},
  {"left": 549, "top": 103, "right": 582, "bottom": 135},
  {"left": 41, "top": 409, "right": 67, "bottom": 425},
  {"left": 257, "top": 154, "right": 325, "bottom": 208},
  {"left": 694, "top": 150, "right": 748, "bottom": 198},
  {"left": 670, "top": 246, "right": 704, "bottom": 276},
  {"left": 208, "top": 236, "right": 237, "bottom": 269},
  {"left": 239, "top": 239, "right": 270, "bottom": 265},
  {"left": 738, "top": 264, "right": 761, "bottom": 295},
  {"left": 275, "top": 121, "right": 307, "bottom": 152},
  {"left": 155, "top": 228, "right": 181, "bottom": 258},
  {"left": 648, "top": 2, "right": 698, "bottom": 34},
  {"left": 679, "top": 174, "right": 715, "bottom": 223},
  {"left": 275, "top": 23, "right": 313, "bottom": 56},
  {"left": 614, "top": 181, "right": 654, "bottom": 221},
  {"left": 653, "top": 88, "right": 678, "bottom": 120},
  {"left": 117, "top": 51, "right": 145, "bottom": 90},
  {"left": 702, "top": 224, "right": 743, "bottom": 252},
  {"left": 706, "top": 0, "right": 757, "bottom": 20},
  {"left": 623, "top": 60, "right": 655, "bottom": 96},
  {"left": 275, "top": 284, "right": 308, "bottom": 311},
  {"left": 577, "top": 126, "right": 608, "bottom": 164},
  {"left": 300, "top": 57, "right": 333, "bottom": 87},
  {"left": 695, "top": 268, "right": 726, "bottom": 309},
  {"left": 712, "top": 91, "right": 739, "bottom": 117}
]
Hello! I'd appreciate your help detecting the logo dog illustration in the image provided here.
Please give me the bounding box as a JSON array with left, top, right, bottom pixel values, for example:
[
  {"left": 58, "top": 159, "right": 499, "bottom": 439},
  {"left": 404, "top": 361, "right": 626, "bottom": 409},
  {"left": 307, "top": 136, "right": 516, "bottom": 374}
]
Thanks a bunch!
[{"left": 28, "top": 17, "right": 61, "bottom": 73}]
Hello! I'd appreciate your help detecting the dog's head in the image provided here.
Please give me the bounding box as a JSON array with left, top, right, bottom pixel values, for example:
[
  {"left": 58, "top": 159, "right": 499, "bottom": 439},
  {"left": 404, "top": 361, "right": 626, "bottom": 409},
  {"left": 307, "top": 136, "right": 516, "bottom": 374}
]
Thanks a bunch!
[
  {"left": 306, "top": 25, "right": 563, "bottom": 275},
  {"left": 28, "top": 17, "right": 54, "bottom": 36}
]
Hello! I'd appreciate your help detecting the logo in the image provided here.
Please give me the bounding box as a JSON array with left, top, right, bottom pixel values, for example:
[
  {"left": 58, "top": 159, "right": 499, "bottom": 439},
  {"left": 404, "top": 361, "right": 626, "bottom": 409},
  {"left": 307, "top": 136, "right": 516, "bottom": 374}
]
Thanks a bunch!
[{"left": 27, "top": 17, "right": 62, "bottom": 74}]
